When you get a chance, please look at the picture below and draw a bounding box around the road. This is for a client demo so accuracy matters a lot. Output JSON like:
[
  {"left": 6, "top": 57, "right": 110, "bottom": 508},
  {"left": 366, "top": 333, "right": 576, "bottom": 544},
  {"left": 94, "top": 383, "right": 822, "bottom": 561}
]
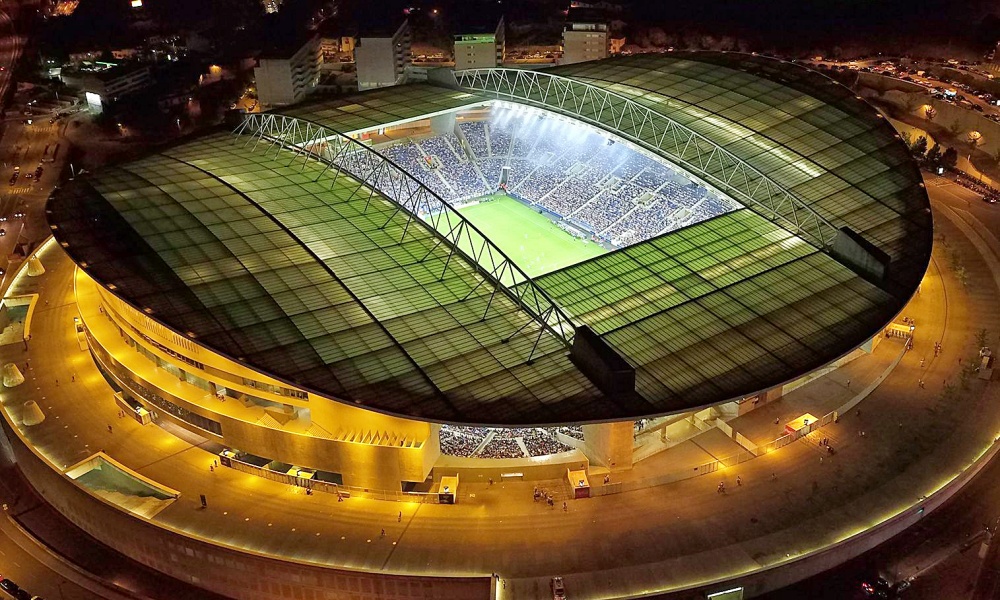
[
  {"left": 0, "top": 5, "right": 132, "bottom": 599},
  {"left": 0, "top": 512, "right": 109, "bottom": 600},
  {"left": 805, "top": 58, "right": 1000, "bottom": 119}
]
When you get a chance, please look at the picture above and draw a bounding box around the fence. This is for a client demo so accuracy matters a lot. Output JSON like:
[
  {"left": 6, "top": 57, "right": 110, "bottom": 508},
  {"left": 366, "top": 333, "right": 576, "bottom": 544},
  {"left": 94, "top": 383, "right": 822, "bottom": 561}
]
[
  {"left": 591, "top": 339, "right": 909, "bottom": 497},
  {"left": 226, "top": 458, "right": 441, "bottom": 504}
]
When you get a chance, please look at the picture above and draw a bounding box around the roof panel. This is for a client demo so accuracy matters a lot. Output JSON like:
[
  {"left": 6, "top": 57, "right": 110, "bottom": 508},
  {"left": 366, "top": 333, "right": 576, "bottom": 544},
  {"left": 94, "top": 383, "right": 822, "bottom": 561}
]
[{"left": 46, "top": 53, "right": 929, "bottom": 424}]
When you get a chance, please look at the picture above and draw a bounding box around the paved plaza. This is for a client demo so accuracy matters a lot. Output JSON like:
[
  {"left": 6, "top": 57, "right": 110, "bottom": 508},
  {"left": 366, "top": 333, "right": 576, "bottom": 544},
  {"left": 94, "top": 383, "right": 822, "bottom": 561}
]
[{"left": 4, "top": 190, "right": 1000, "bottom": 598}]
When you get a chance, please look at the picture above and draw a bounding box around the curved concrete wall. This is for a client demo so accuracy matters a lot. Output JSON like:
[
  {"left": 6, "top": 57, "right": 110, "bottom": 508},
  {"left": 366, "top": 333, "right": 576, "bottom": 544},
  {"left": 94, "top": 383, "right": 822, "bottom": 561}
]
[
  {"left": 0, "top": 412, "right": 489, "bottom": 600},
  {"left": 77, "top": 267, "right": 440, "bottom": 490}
]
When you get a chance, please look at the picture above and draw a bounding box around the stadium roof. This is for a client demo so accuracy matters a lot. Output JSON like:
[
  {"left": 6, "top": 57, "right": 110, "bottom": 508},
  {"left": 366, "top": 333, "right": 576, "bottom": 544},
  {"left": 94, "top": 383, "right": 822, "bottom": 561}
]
[
  {"left": 537, "top": 53, "right": 931, "bottom": 298},
  {"left": 46, "top": 53, "right": 931, "bottom": 425},
  {"left": 280, "top": 84, "right": 486, "bottom": 133}
]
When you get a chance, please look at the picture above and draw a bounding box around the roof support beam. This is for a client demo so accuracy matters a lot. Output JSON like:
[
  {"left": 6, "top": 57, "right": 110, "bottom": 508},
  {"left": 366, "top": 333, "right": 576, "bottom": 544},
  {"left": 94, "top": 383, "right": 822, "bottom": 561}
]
[
  {"left": 449, "top": 68, "right": 842, "bottom": 251},
  {"left": 234, "top": 112, "right": 577, "bottom": 353}
]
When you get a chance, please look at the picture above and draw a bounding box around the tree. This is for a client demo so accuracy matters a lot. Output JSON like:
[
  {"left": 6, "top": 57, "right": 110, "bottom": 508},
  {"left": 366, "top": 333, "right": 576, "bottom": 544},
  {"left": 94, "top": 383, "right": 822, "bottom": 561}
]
[
  {"left": 924, "top": 106, "right": 937, "bottom": 121},
  {"left": 900, "top": 130, "right": 912, "bottom": 148},
  {"left": 941, "top": 147, "right": 959, "bottom": 170},
  {"left": 911, "top": 136, "right": 928, "bottom": 158},
  {"left": 648, "top": 28, "right": 668, "bottom": 48},
  {"left": 926, "top": 143, "right": 942, "bottom": 165}
]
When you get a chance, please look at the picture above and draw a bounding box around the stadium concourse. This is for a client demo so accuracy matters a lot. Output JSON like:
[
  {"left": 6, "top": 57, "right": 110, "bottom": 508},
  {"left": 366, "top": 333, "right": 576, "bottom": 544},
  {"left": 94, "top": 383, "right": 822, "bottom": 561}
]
[{"left": 18, "top": 52, "right": 965, "bottom": 599}]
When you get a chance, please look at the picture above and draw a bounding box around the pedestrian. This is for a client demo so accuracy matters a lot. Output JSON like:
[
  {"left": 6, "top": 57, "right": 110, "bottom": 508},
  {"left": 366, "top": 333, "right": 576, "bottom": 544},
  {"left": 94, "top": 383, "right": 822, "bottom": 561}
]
[
  {"left": 717, "top": 481, "right": 725, "bottom": 494},
  {"left": 737, "top": 475, "right": 742, "bottom": 486},
  {"left": 71, "top": 374, "right": 75, "bottom": 382},
  {"left": 398, "top": 511, "right": 402, "bottom": 522},
  {"left": 214, "top": 459, "right": 218, "bottom": 468},
  {"left": 107, "top": 424, "right": 112, "bottom": 434},
  {"left": 562, "top": 501, "right": 567, "bottom": 512},
  {"left": 210, "top": 465, "right": 214, "bottom": 473},
  {"left": 919, "top": 380, "right": 925, "bottom": 389},
  {"left": 774, "top": 417, "right": 780, "bottom": 425},
  {"left": 55, "top": 379, "right": 59, "bottom": 387},
  {"left": 770, "top": 473, "right": 776, "bottom": 482},
  {"left": 846, "top": 379, "right": 851, "bottom": 389},
  {"left": 380, "top": 528, "right": 385, "bottom": 537},
  {"left": 820, "top": 456, "right": 824, "bottom": 465},
  {"left": 856, "top": 409, "right": 861, "bottom": 418},
  {"left": 488, "top": 478, "right": 493, "bottom": 486},
  {"left": 920, "top": 358, "right": 925, "bottom": 368}
]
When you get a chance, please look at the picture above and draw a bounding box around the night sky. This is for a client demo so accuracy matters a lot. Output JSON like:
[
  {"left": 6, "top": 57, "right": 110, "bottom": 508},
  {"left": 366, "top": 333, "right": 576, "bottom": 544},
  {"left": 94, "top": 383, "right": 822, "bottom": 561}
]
[{"left": 632, "top": 0, "right": 999, "bottom": 52}]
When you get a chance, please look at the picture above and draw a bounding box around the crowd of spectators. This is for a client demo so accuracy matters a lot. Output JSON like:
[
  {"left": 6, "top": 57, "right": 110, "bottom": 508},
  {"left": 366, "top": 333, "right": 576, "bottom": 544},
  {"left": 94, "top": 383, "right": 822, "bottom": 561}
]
[
  {"left": 363, "top": 106, "right": 737, "bottom": 248},
  {"left": 557, "top": 425, "right": 584, "bottom": 440},
  {"left": 438, "top": 424, "right": 574, "bottom": 458},
  {"left": 438, "top": 425, "right": 487, "bottom": 457},
  {"left": 479, "top": 436, "right": 525, "bottom": 459}
]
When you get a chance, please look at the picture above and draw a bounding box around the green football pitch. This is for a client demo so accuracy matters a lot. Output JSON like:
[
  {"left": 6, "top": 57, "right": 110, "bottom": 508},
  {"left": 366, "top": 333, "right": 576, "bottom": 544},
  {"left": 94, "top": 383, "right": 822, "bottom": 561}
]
[{"left": 448, "top": 193, "right": 607, "bottom": 278}]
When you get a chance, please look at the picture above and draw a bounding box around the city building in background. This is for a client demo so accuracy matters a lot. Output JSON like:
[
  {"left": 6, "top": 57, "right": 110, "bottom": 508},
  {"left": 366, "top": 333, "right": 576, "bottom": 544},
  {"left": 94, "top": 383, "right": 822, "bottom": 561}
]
[
  {"left": 254, "top": 35, "right": 321, "bottom": 107},
  {"left": 59, "top": 62, "right": 153, "bottom": 113},
  {"left": 354, "top": 13, "right": 411, "bottom": 90},
  {"left": 561, "top": 6, "right": 610, "bottom": 65},
  {"left": 452, "top": 12, "right": 504, "bottom": 70}
]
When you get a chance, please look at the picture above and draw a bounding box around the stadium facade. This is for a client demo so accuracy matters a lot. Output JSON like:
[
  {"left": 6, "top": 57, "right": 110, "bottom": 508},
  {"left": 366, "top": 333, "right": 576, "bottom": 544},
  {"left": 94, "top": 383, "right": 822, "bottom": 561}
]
[{"left": 40, "top": 52, "right": 931, "bottom": 589}]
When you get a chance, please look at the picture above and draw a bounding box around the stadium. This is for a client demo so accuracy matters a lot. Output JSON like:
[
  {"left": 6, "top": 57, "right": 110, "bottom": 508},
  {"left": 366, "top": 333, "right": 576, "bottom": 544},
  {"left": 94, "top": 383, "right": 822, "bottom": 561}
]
[{"left": 34, "top": 52, "right": 932, "bottom": 598}]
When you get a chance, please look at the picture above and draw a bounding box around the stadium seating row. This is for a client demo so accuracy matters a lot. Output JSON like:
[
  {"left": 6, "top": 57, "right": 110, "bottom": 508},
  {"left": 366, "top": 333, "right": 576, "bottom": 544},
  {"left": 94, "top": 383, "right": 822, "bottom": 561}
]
[{"left": 357, "top": 106, "right": 738, "bottom": 250}]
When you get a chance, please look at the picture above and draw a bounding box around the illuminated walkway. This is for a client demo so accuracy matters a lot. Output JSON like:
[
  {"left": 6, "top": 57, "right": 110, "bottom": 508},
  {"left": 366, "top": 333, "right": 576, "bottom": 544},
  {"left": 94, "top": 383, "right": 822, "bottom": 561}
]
[{"left": 5, "top": 203, "right": 999, "bottom": 599}]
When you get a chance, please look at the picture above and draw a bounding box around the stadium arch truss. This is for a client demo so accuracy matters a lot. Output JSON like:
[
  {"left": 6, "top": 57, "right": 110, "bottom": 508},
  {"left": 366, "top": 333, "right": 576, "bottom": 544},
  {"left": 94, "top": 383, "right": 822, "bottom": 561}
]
[
  {"left": 232, "top": 112, "right": 577, "bottom": 361},
  {"left": 453, "top": 67, "right": 841, "bottom": 251},
  {"left": 47, "top": 53, "right": 933, "bottom": 426}
]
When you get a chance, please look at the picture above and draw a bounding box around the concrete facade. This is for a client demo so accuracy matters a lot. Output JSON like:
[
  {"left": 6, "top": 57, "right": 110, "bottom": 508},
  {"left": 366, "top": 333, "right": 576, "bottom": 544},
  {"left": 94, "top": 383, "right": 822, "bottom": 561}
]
[
  {"left": 78, "top": 269, "right": 440, "bottom": 491},
  {"left": 0, "top": 413, "right": 490, "bottom": 600},
  {"left": 254, "top": 36, "right": 321, "bottom": 107},
  {"left": 355, "top": 21, "right": 411, "bottom": 90},
  {"left": 561, "top": 21, "right": 609, "bottom": 65},
  {"left": 453, "top": 18, "right": 504, "bottom": 71}
]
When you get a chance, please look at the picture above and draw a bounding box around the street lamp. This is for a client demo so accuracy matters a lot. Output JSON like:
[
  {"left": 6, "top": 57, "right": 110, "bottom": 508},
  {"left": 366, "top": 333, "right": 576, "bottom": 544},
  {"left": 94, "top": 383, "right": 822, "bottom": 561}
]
[{"left": 967, "top": 131, "right": 984, "bottom": 182}]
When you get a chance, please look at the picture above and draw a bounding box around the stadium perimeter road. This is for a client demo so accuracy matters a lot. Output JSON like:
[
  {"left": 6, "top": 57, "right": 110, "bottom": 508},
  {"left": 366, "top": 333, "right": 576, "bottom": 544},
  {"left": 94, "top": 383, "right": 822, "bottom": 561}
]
[{"left": 3, "top": 199, "right": 999, "bottom": 599}]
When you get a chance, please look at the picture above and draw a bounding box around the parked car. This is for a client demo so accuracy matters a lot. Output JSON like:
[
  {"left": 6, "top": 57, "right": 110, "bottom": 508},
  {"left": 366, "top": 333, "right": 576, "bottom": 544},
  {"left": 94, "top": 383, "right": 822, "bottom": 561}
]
[
  {"left": 551, "top": 576, "right": 566, "bottom": 600},
  {"left": 0, "top": 576, "right": 20, "bottom": 596}
]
